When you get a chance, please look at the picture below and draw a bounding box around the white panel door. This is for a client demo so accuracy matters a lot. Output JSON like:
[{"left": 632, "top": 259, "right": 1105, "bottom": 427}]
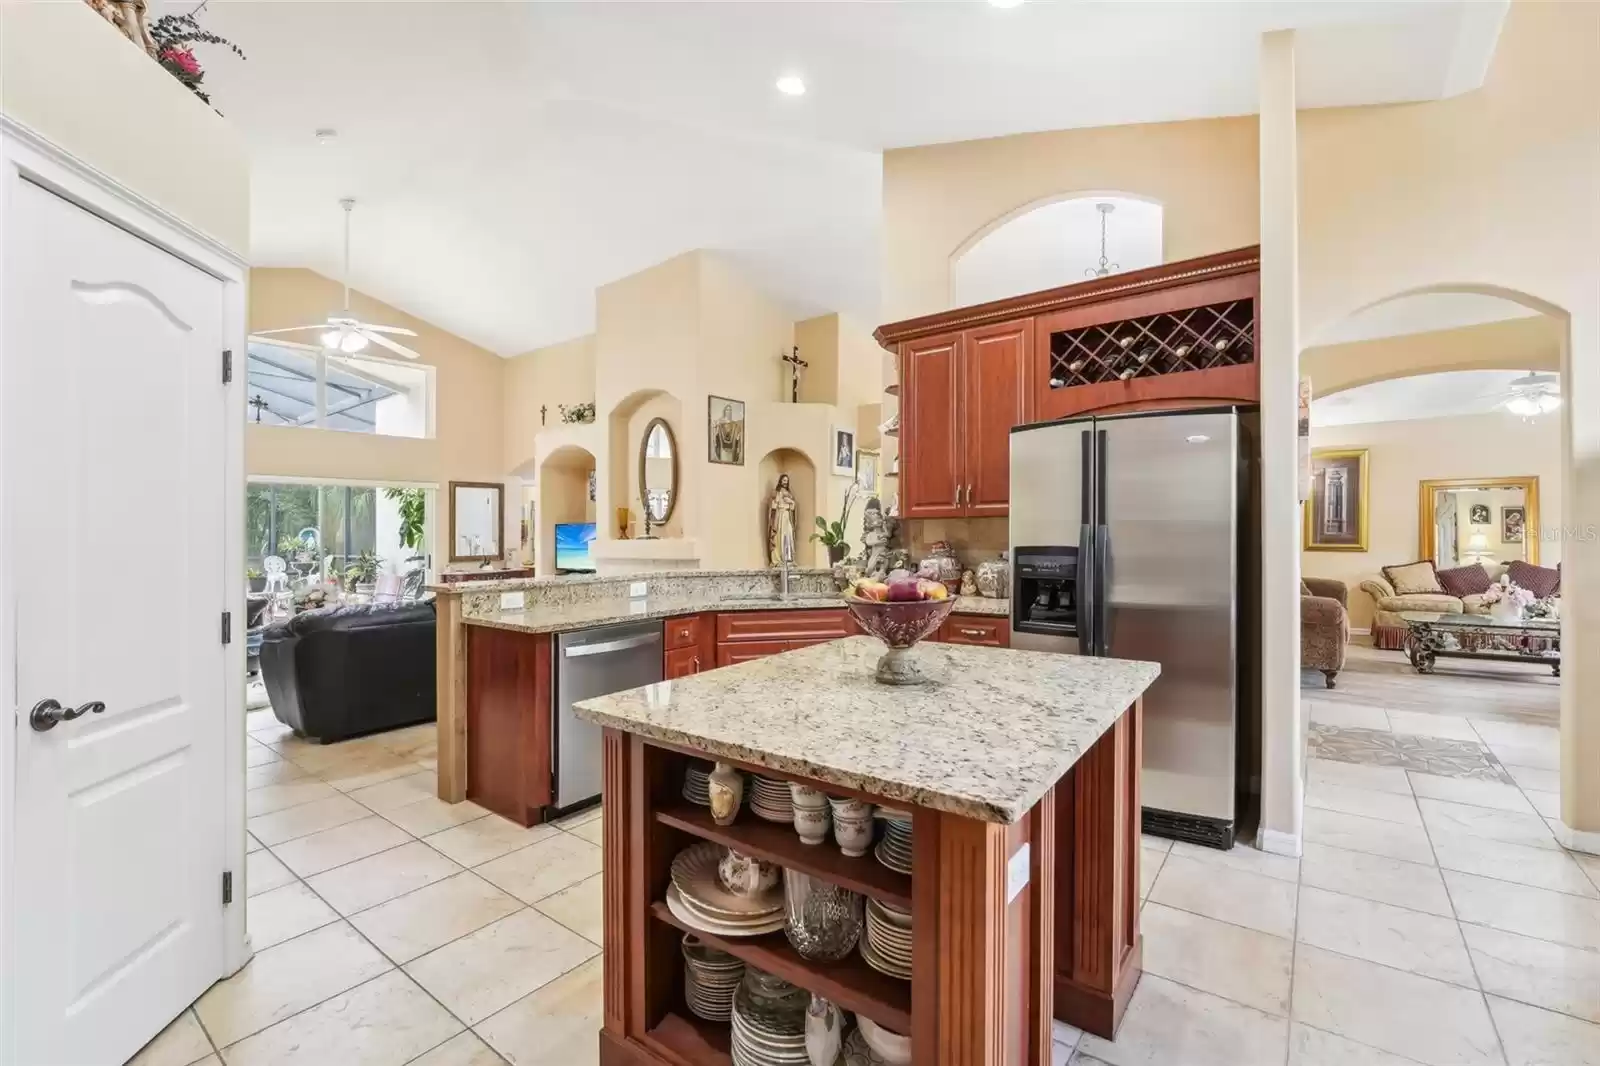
[{"left": 9, "top": 179, "right": 228, "bottom": 1065}]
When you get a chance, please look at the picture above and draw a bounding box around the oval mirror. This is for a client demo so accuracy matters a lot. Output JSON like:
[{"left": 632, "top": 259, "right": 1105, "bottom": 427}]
[{"left": 639, "top": 417, "right": 678, "bottom": 526}]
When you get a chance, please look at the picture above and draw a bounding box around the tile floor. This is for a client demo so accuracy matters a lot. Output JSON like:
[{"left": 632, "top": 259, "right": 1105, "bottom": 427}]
[{"left": 129, "top": 645, "right": 1598, "bottom": 1066}]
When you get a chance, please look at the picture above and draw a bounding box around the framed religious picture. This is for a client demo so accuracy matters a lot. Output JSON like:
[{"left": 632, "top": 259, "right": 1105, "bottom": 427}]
[
  {"left": 856, "top": 449, "right": 879, "bottom": 493},
  {"left": 1303, "top": 448, "right": 1370, "bottom": 552},
  {"left": 1469, "top": 503, "right": 1492, "bottom": 526},
  {"left": 832, "top": 426, "right": 855, "bottom": 476},
  {"left": 1502, "top": 505, "right": 1526, "bottom": 544},
  {"left": 707, "top": 396, "right": 745, "bottom": 465}
]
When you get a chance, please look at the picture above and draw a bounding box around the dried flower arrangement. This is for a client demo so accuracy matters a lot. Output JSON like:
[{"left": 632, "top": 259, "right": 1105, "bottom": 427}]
[{"left": 147, "top": 1, "right": 245, "bottom": 107}]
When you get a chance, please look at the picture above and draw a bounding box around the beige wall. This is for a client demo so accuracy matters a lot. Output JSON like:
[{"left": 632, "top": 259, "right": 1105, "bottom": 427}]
[
  {"left": 0, "top": 3, "right": 250, "bottom": 256},
  {"left": 504, "top": 335, "right": 596, "bottom": 475},
  {"left": 881, "top": 116, "right": 1259, "bottom": 321},
  {"left": 1303, "top": 316, "right": 1562, "bottom": 398},
  {"left": 1305, "top": 413, "right": 1562, "bottom": 631}
]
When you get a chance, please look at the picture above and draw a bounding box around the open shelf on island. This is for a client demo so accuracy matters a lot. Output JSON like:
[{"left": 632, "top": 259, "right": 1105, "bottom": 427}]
[
  {"left": 655, "top": 803, "right": 912, "bottom": 910},
  {"left": 650, "top": 901, "right": 913, "bottom": 1035},
  {"left": 645, "top": 1010, "right": 731, "bottom": 1066}
]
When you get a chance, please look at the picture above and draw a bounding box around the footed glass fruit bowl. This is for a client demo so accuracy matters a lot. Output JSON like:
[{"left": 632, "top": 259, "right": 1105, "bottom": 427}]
[{"left": 843, "top": 596, "right": 956, "bottom": 685}]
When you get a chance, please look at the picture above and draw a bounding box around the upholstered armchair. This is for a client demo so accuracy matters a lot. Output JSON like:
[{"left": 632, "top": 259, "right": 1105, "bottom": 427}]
[{"left": 1301, "top": 578, "right": 1350, "bottom": 689}]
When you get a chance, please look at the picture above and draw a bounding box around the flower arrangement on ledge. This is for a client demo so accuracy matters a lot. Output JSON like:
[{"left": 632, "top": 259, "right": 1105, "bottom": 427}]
[{"left": 149, "top": 2, "right": 245, "bottom": 106}]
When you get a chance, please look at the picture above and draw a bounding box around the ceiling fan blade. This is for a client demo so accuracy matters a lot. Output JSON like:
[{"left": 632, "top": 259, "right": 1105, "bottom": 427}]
[
  {"left": 363, "top": 330, "right": 421, "bottom": 360},
  {"left": 252, "top": 325, "right": 322, "bottom": 335},
  {"left": 358, "top": 324, "right": 419, "bottom": 337}
]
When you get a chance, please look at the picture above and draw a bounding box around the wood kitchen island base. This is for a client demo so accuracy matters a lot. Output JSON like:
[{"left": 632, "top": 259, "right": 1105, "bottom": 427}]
[{"left": 594, "top": 696, "right": 1144, "bottom": 1066}]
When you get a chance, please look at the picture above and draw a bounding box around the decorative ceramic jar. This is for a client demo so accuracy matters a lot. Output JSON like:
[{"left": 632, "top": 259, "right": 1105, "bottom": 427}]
[
  {"left": 918, "top": 540, "right": 963, "bottom": 595},
  {"left": 718, "top": 849, "right": 780, "bottom": 897},
  {"left": 708, "top": 762, "right": 744, "bottom": 826},
  {"left": 805, "top": 995, "right": 844, "bottom": 1066},
  {"left": 976, "top": 552, "right": 1011, "bottom": 599}
]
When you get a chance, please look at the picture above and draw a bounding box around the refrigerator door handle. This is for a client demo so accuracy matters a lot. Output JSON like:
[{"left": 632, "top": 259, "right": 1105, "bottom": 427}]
[
  {"left": 1095, "top": 524, "right": 1111, "bottom": 657},
  {"left": 1078, "top": 429, "right": 1095, "bottom": 648}
]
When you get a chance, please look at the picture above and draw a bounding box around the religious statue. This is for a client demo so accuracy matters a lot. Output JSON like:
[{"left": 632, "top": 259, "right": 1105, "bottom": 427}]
[
  {"left": 767, "top": 473, "right": 798, "bottom": 568},
  {"left": 857, "top": 496, "right": 891, "bottom": 580}
]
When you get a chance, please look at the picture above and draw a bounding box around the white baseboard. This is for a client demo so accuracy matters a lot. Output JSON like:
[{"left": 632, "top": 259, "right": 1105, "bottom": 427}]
[
  {"left": 1552, "top": 820, "right": 1600, "bottom": 857},
  {"left": 1349, "top": 626, "right": 1371, "bottom": 636},
  {"left": 1256, "top": 827, "right": 1303, "bottom": 857}
]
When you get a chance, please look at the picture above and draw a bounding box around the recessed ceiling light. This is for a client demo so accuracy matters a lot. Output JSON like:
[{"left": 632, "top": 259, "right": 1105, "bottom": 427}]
[
  {"left": 775, "top": 75, "right": 806, "bottom": 97},
  {"left": 989, "top": 0, "right": 1026, "bottom": 8},
  {"left": 315, "top": 128, "right": 338, "bottom": 144}
]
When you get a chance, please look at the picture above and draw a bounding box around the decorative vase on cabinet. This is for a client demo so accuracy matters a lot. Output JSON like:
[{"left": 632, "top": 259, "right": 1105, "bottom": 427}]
[{"left": 976, "top": 553, "right": 1010, "bottom": 599}]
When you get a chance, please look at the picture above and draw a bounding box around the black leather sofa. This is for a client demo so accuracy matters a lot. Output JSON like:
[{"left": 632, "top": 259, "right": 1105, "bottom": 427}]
[{"left": 260, "top": 600, "right": 437, "bottom": 743}]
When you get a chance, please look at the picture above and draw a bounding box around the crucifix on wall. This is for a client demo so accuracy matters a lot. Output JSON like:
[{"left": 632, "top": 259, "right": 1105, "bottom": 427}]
[
  {"left": 248, "top": 394, "right": 270, "bottom": 423},
  {"left": 540, "top": 404, "right": 547, "bottom": 426},
  {"left": 782, "top": 346, "right": 808, "bottom": 403}
]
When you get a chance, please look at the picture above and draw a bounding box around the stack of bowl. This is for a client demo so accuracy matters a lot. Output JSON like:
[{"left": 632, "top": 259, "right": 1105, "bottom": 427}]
[
  {"left": 788, "top": 784, "right": 831, "bottom": 845},
  {"left": 873, "top": 810, "right": 913, "bottom": 875},
  {"left": 828, "top": 796, "right": 874, "bottom": 857},
  {"left": 861, "top": 897, "right": 913, "bottom": 980},
  {"left": 681, "top": 934, "right": 744, "bottom": 1022},
  {"left": 857, "top": 1018, "right": 913, "bottom": 1065}
]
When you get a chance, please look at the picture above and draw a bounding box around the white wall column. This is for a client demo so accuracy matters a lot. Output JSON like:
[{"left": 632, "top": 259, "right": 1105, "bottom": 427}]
[
  {"left": 1257, "top": 29, "right": 1304, "bottom": 856},
  {"left": 1559, "top": 311, "right": 1600, "bottom": 849}
]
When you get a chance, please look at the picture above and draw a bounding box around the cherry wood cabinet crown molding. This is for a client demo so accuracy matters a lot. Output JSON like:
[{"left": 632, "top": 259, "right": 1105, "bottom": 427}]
[{"left": 874, "top": 245, "right": 1261, "bottom": 349}]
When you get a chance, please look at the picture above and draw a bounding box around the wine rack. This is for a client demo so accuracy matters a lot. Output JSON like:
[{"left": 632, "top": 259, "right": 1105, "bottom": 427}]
[{"left": 1047, "top": 299, "right": 1256, "bottom": 390}]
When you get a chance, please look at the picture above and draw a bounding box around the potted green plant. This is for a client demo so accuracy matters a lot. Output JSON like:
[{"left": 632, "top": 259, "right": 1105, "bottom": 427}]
[
  {"left": 246, "top": 566, "right": 266, "bottom": 593},
  {"left": 343, "top": 550, "right": 382, "bottom": 594},
  {"left": 810, "top": 485, "right": 860, "bottom": 565}
]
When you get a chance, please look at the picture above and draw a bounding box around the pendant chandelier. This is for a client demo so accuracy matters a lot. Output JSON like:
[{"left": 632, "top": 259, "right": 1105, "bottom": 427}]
[{"left": 1085, "top": 202, "right": 1120, "bottom": 279}]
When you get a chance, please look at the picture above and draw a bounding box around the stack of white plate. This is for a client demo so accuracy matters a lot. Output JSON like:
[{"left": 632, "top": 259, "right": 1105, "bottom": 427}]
[
  {"left": 861, "top": 897, "right": 912, "bottom": 980},
  {"left": 667, "top": 843, "right": 785, "bottom": 937},
  {"left": 681, "top": 934, "right": 743, "bottom": 1023},
  {"left": 682, "top": 762, "right": 712, "bottom": 807},
  {"left": 730, "top": 973, "right": 809, "bottom": 1066},
  {"left": 873, "top": 813, "right": 913, "bottom": 875},
  {"left": 750, "top": 776, "right": 794, "bottom": 823}
]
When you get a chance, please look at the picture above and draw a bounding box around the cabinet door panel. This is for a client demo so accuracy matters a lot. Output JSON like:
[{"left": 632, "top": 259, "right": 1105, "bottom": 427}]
[
  {"left": 942, "top": 615, "right": 1011, "bottom": 648},
  {"left": 714, "top": 640, "right": 790, "bottom": 667},
  {"left": 962, "top": 320, "right": 1031, "bottom": 516},
  {"left": 664, "top": 645, "right": 704, "bottom": 679},
  {"left": 715, "top": 609, "right": 852, "bottom": 644},
  {"left": 899, "top": 332, "right": 964, "bottom": 519}
]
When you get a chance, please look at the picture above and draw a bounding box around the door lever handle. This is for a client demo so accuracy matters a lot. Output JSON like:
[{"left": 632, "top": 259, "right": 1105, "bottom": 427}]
[{"left": 30, "top": 698, "right": 107, "bottom": 732}]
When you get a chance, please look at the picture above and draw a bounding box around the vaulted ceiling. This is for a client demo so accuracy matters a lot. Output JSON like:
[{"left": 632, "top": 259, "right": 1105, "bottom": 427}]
[{"left": 203, "top": 1, "right": 1507, "bottom": 355}]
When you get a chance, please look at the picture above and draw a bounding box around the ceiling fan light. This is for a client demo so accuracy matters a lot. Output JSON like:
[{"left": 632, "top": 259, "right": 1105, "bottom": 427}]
[
  {"left": 339, "top": 331, "right": 368, "bottom": 353},
  {"left": 1505, "top": 394, "right": 1540, "bottom": 417},
  {"left": 320, "top": 328, "right": 343, "bottom": 350},
  {"left": 1537, "top": 392, "right": 1561, "bottom": 414}
]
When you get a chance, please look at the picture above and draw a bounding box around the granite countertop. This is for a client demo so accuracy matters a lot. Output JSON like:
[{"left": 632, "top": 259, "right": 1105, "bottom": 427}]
[
  {"left": 572, "top": 636, "right": 1159, "bottom": 824},
  {"left": 463, "top": 593, "right": 1009, "bottom": 635}
]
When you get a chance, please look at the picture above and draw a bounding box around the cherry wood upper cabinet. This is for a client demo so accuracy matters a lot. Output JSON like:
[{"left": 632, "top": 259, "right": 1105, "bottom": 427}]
[
  {"left": 878, "top": 246, "right": 1261, "bottom": 516},
  {"left": 898, "top": 331, "right": 964, "bottom": 519},
  {"left": 963, "top": 320, "right": 1032, "bottom": 516}
]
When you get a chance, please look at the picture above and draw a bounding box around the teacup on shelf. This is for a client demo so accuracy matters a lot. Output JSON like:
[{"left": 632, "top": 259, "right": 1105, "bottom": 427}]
[
  {"left": 718, "top": 848, "right": 780, "bottom": 897},
  {"left": 793, "top": 803, "right": 831, "bottom": 846},
  {"left": 833, "top": 813, "right": 873, "bottom": 857},
  {"left": 790, "top": 782, "right": 827, "bottom": 809},
  {"left": 827, "top": 796, "right": 871, "bottom": 821}
]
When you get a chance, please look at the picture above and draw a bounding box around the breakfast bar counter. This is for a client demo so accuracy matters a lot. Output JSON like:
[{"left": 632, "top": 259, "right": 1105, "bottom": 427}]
[{"left": 574, "top": 636, "right": 1159, "bottom": 1065}]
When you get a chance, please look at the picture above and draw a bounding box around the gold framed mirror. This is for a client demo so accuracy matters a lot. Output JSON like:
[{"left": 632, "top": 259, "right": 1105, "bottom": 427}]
[
  {"left": 1417, "top": 476, "right": 1540, "bottom": 567},
  {"left": 638, "top": 417, "right": 678, "bottom": 527}
]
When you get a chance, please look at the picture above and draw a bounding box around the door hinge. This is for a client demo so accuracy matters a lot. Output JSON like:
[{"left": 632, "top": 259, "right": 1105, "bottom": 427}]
[
  {"left": 221, "top": 611, "right": 232, "bottom": 645},
  {"left": 222, "top": 870, "right": 233, "bottom": 905},
  {"left": 222, "top": 348, "right": 233, "bottom": 384}
]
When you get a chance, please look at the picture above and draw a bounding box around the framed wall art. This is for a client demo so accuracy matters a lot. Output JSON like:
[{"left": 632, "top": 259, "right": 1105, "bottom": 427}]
[{"left": 1303, "top": 448, "right": 1370, "bottom": 552}]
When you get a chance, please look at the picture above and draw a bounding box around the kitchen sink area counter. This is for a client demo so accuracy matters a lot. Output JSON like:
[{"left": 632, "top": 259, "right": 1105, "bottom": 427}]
[{"left": 577, "top": 636, "right": 1157, "bottom": 1065}]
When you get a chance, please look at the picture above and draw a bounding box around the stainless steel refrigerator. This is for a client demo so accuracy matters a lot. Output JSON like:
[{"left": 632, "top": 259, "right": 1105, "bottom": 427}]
[{"left": 1009, "top": 406, "right": 1258, "bottom": 849}]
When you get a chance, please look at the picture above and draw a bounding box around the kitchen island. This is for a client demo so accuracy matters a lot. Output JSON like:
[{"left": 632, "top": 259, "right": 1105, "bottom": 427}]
[{"left": 574, "top": 636, "right": 1158, "bottom": 1065}]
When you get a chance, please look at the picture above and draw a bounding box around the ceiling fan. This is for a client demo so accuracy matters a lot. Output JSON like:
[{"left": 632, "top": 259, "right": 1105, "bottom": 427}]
[
  {"left": 1500, "top": 371, "right": 1561, "bottom": 418},
  {"left": 254, "top": 198, "right": 421, "bottom": 359}
]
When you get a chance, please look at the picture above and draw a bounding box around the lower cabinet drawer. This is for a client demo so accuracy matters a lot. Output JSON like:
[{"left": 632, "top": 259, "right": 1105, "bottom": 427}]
[
  {"left": 664, "top": 645, "right": 704, "bottom": 679},
  {"left": 716, "top": 609, "right": 851, "bottom": 644},
  {"left": 942, "top": 616, "right": 1010, "bottom": 647},
  {"left": 664, "top": 614, "right": 703, "bottom": 651},
  {"left": 715, "top": 640, "right": 791, "bottom": 668}
]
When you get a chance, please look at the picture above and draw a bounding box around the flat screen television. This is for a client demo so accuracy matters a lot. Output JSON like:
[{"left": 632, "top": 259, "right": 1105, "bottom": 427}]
[{"left": 554, "top": 522, "right": 597, "bottom": 573}]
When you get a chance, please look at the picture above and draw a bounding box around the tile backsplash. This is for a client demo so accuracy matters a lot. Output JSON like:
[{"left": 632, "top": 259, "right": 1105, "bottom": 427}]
[{"left": 901, "top": 517, "right": 1008, "bottom": 566}]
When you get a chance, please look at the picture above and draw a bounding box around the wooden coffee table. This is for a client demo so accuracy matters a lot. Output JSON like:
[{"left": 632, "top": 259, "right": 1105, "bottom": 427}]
[{"left": 1400, "top": 612, "right": 1561, "bottom": 677}]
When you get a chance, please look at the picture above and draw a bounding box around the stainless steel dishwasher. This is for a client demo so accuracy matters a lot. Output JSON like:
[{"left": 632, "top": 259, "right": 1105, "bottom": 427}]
[{"left": 553, "top": 620, "right": 663, "bottom": 814}]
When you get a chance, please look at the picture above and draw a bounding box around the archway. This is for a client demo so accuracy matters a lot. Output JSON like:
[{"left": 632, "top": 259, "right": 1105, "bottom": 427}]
[
  {"left": 950, "top": 192, "right": 1163, "bottom": 307},
  {"left": 608, "top": 388, "right": 684, "bottom": 539},
  {"left": 536, "top": 443, "right": 597, "bottom": 576},
  {"left": 756, "top": 448, "right": 818, "bottom": 568}
]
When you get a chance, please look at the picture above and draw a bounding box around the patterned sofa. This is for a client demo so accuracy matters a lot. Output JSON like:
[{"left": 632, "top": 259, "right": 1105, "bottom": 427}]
[
  {"left": 1360, "top": 559, "right": 1561, "bottom": 650},
  {"left": 1301, "top": 578, "right": 1350, "bottom": 688}
]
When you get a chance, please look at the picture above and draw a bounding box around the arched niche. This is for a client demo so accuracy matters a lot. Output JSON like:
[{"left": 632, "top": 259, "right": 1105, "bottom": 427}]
[
  {"left": 951, "top": 193, "right": 1164, "bottom": 307},
  {"left": 756, "top": 448, "right": 818, "bottom": 568},
  {"left": 536, "top": 443, "right": 597, "bottom": 576},
  {"left": 608, "top": 388, "right": 684, "bottom": 539}
]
